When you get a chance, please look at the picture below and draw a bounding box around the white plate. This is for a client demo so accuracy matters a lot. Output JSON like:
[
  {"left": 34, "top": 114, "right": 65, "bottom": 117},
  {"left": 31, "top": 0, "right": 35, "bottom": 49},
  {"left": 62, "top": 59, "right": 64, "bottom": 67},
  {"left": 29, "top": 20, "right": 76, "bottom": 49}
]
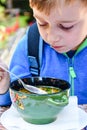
[{"left": 0, "top": 97, "right": 87, "bottom": 130}]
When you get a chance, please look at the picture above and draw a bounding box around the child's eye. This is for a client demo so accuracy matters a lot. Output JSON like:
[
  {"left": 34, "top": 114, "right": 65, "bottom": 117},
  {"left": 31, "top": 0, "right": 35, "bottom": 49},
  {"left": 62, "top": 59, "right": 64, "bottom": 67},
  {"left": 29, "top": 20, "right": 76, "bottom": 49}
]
[
  {"left": 59, "top": 24, "right": 74, "bottom": 30},
  {"left": 38, "top": 23, "right": 47, "bottom": 27},
  {"left": 39, "top": 24, "right": 45, "bottom": 26}
]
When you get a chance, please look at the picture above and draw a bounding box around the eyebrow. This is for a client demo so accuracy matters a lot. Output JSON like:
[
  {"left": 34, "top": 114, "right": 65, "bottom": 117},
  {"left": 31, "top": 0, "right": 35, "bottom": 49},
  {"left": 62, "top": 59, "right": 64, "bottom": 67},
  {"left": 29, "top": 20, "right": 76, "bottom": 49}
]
[
  {"left": 34, "top": 14, "right": 44, "bottom": 21},
  {"left": 34, "top": 14, "right": 77, "bottom": 23}
]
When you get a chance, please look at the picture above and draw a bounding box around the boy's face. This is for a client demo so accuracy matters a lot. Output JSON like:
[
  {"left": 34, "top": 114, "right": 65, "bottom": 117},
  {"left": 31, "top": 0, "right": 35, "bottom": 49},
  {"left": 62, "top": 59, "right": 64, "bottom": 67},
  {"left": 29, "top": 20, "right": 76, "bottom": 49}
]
[{"left": 33, "top": 1, "right": 87, "bottom": 53}]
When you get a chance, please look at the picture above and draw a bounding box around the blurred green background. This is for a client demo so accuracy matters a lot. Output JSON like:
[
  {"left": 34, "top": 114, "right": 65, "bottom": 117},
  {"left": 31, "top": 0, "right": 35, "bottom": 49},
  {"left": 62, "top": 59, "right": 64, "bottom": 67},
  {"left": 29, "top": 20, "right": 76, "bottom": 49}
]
[{"left": 0, "top": 0, "right": 34, "bottom": 49}]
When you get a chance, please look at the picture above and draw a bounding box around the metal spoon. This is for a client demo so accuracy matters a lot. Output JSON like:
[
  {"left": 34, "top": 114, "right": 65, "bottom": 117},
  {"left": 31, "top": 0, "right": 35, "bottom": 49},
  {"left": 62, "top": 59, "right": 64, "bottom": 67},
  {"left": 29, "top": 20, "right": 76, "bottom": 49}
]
[{"left": 0, "top": 65, "right": 47, "bottom": 94}]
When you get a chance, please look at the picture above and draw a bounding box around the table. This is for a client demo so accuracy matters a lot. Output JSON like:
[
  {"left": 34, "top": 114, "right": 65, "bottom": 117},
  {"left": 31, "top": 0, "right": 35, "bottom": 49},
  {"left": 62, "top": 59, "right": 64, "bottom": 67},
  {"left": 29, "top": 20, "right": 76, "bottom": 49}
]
[
  {"left": 0, "top": 106, "right": 10, "bottom": 130},
  {"left": 0, "top": 105, "right": 87, "bottom": 130}
]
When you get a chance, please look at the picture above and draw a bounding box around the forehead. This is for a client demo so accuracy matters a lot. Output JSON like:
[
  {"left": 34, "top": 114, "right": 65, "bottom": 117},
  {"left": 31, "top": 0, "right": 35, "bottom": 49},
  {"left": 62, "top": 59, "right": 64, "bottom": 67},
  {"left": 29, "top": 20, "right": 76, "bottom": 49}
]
[
  {"left": 33, "top": 1, "right": 86, "bottom": 21},
  {"left": 30, "top": 0, "right": 87, "bottom": 15}
]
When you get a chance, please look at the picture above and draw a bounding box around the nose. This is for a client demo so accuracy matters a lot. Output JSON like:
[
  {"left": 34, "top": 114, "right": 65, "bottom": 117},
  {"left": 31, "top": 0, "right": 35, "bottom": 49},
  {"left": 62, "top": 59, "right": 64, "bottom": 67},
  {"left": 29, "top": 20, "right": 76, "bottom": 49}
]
[{"left": 46, "top": 26, "right": 61, "bottom": 45}]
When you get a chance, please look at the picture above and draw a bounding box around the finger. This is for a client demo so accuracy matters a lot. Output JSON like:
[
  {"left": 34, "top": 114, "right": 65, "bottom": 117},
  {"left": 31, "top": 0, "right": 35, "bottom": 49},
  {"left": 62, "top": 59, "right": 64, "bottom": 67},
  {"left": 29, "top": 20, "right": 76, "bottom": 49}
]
[
  {"left": 0, "top": 68, "right": 4, "bottom": 72},
  {"left": 0, "top": 76, "right": 2, "bottom": 81}
]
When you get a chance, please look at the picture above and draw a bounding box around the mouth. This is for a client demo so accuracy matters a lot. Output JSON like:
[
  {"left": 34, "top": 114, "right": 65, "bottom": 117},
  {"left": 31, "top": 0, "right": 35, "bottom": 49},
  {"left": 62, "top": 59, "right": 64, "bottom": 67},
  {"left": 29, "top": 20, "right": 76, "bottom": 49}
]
[
  {"left": 50, "top": 45, "right": 66, "bottom": 53},
  {"left": 51, "top": 45, "right": 63, "bottom": 50}
]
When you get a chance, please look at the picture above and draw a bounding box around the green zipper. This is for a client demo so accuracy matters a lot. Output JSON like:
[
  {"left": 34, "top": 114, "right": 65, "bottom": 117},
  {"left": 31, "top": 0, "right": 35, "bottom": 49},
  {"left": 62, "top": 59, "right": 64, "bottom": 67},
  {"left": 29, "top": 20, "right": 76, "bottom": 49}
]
[
  {"left": 69, "top": 67, "right": 76, "bottom": 78},
  {"left": 69, "top": 66, "right": 76, "bottom": 96},
  {"left": 63, "top": 38, "right": 87, "bottom": 96}
]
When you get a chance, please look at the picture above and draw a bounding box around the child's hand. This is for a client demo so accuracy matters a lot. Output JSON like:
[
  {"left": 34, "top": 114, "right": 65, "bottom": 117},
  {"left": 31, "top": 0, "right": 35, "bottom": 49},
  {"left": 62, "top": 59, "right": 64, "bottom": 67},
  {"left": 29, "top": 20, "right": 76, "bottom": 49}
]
[{"left": 0, "top": 59, "right": 10, "bottom": 94}]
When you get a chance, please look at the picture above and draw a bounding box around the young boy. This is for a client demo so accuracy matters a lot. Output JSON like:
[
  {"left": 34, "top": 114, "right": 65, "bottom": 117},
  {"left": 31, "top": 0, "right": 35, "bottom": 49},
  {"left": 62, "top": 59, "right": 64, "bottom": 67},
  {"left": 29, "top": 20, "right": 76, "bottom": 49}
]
[
  {"left": 0, "top": 59, "right": 11, "bottom": 106},
  {"left": 1, "top": 0, "right": 87, "bottom": 105}
]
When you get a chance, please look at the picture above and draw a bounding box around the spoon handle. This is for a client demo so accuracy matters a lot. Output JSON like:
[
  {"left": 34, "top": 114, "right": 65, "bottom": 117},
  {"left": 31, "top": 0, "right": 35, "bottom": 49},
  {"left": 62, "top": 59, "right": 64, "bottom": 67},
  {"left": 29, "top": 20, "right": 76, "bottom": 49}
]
[
  {"left": 0, "top": 65, "right": 25, "bottom": 87},
  {"left": 0, "top": 65, "right": 47, "bottom": 94}
]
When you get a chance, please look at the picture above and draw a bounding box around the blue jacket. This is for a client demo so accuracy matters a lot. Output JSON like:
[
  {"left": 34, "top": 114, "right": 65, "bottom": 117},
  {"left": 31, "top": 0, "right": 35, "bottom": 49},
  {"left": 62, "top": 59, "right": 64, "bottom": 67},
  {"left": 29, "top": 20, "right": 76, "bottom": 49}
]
[{"left": 0, "top": 29, "right": 87, "bottom": 105}]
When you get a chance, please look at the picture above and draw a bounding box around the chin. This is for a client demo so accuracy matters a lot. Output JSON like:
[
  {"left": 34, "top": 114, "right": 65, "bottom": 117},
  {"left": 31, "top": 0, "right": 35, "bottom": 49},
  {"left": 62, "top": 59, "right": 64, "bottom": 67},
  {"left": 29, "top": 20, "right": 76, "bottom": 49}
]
[{"left": 55, "top": 49, "right": 67, "bottom": 53}]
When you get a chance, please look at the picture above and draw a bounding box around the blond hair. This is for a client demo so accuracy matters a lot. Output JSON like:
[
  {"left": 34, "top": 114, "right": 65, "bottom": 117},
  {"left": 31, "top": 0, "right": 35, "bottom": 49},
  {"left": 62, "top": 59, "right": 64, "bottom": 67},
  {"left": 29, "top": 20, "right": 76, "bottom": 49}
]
[{"left": 29, "top": 0, "right": 87, "bottom": 14}]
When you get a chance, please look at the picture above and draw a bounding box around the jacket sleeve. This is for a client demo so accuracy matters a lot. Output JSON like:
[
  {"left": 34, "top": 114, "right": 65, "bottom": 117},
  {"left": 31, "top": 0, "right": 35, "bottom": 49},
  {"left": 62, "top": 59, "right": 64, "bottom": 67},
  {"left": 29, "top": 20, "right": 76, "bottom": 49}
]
[
  {"left": 0, "top": 28, "right": 31, "bottom": 106},
  {"left": 9, "top": 27, "right": 31, "bottom": 82},
  {"left": 0, "top": 90, "right": 11, "bottom": 106}
]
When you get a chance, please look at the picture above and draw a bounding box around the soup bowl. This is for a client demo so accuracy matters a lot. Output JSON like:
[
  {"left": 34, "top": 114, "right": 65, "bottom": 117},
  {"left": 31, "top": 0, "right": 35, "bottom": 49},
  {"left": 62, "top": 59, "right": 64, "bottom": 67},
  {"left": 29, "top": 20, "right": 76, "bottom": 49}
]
[{"left": 10, "top": 77, "right": 70, "bottom": 124}]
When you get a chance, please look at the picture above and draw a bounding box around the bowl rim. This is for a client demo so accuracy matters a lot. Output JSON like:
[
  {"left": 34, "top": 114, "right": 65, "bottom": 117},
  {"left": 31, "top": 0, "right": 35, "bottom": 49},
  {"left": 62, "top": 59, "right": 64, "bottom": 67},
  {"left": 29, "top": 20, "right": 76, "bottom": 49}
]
[{"left": 10, "top": 77, "right": 70, "bottom": 96}]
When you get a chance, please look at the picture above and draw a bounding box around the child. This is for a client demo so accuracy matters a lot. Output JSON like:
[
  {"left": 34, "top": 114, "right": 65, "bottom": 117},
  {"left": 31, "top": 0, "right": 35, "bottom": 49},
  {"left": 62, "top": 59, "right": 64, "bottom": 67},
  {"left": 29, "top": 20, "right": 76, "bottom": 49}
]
[
  {"left": 1, "top": 0, "right": 87, "bottom": 105},
  {"left": 0, "top": 59, "right": 11, "bottom": 106}
]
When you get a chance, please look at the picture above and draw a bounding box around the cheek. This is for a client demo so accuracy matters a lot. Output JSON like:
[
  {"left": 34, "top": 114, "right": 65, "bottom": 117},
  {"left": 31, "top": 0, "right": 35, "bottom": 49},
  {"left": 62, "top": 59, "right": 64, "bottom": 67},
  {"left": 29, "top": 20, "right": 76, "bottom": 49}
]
[
  {"left": 62, "top": 31, "right": 80, "bottom": 48},
  {"left": 65, "top": 33, "right": 83, "bottom": 49},
  {"left": 71, "top": 22, "right": 87, "bottom": 41},
  {"left": 38, "top": 28, "right": 48, "bottom": 42}
]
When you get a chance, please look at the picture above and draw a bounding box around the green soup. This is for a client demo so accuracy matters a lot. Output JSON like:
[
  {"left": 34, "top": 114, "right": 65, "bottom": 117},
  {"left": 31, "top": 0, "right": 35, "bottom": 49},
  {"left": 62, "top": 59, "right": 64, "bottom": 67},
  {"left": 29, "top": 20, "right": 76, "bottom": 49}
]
[{"left": 19, "top": 86, "right": 61, "bottom": 94}]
